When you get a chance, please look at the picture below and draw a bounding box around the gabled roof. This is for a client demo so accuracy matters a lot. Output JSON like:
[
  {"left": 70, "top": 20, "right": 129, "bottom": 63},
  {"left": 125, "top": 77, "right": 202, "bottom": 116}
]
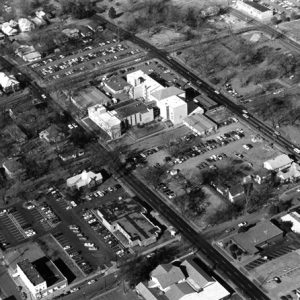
[
  {"left": 136, "top": 282, "right": 158, "bottom": 300},
  {"left": 151, "top": 86, "right": 184, "bottom": 101},
  {"left": 151, "top": 264, "right": 185, "bottom": 289},
  {"left": 181, "top": 258, "right": 213, "bottom": 289},
  {"left": 165, "top": 282, "right": 194, "bottom": 300}
]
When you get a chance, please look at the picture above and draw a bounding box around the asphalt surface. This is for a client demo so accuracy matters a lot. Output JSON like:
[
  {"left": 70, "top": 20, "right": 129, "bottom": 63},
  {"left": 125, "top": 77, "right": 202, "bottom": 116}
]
[
  {"left": 1, "top": 13, "right": 296, "bottom": 299},
  {"left": 95, "top": 14, "right": 300, "bottom": 161}
]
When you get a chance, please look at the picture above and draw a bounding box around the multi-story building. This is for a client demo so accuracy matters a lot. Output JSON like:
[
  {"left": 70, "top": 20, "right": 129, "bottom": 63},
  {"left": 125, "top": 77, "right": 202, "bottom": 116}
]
[
  {"left": 127, "top": 70, "right": 164, "bottom": 101},
  {"left": 16, "top": 258, "right": 67, "bottom": 299},
  {"left": 88, "top": 104, "right": 122, "bottom": 139}
]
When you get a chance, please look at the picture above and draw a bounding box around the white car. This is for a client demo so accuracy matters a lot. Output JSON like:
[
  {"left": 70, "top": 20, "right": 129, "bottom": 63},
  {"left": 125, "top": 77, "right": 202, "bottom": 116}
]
[
  {"left": 294, "top": 148, "right": 300, "bottom": 154},
  {"left": 87, "top": 279, "right": 96, "bottom": 285},
  {"left": 41, "top": 94, "right": 47, "bottom": 99},
  {"left": 238, "top": 221, "right": 248, "bottom": 227}
]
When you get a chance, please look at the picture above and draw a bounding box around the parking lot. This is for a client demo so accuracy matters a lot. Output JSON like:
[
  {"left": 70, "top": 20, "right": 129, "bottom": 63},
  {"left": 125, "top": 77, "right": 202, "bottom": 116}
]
[{"left": 30, "top": 40, "right": 144, "bottom": 81}]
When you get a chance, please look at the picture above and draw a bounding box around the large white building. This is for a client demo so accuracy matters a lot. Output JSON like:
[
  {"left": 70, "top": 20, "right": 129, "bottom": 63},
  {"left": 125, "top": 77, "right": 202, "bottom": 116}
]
[
  {"left": 151, "top": 86, "right": 187, "bottom": 125},
  {"left": 234, "top": 0, "right": 273, "bottom": 22},
  {"left": 67, "top": 170, "right": 103, "bottom": 190},
  {"left": 127, "top": 70, "right": 164, "bottom": 101},
  {"left": 0, "top": 72, "right": 20, "bottom": 93},
  {"left": 88, "top": 104, "right": 122, "bottom": 139}
]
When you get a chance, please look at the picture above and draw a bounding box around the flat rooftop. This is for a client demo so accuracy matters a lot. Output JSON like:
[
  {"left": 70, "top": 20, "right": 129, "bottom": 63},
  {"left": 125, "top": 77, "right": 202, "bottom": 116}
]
[
  {"left": 254, "top": 250, "right": 300, "bottom": 299},
  {"left": 115, "top": 100, "right": 149, "bottom": 119},
  {"left": 18, "top": 259, "right": 45, "bottom": 286},
  {"left": 116, "top": 212, "right": 160, "bottom": 242},
  {"left": 244, "top": 0, "right": 270, "bottom": 12},
  {"left": 184, "top": 113, "right": 216, "bottom": 131},
  {"left": 72, "top": 86, "right": 110, "bottom": 109},
  {"left": 194, "top": 95, "right": 218, "bottom": 110}
]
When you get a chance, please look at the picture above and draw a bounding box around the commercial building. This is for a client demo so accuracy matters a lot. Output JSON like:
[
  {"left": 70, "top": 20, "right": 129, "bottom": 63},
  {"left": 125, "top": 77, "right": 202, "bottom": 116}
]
[
  {"left": 88, "top": 104, "right": 121, "bottom": 139},
  {"left": 103, "top": 77, "right": 131, "bottom": 94},
  {"left": 138, "top": 258, "right": 230, "bottom": 300},
  {"left": 127, "top": 70, "right": 164, "bottom": 101},
  {"left": 16, "top": 257, "right": 67, "bottom": 299},
  {"left": 70, "top": 86, "right": 111, "bottom": 110},
  {"left": 193, "top": 95, "right": 218, "bottom": 111},
  {"left": 232, "top": 220, "right": 283, "bottom": 254},
  {"left": 150, "top": 86, "right": 187, "bottom": 125},
  {"left": 97, "top": 209, "right": 160, "bottom": 248},
  {"left": 15, "top": 45, "right": 41, "bottom": 62},
  {"left": 114, "top": 99, "right": 154, "bottom": 127},
  {"left": 183, "top": 113, "right": 217, "bottom": 136},
  {"left": 95, "top": 198, "right": 160, "bottom": 248},
  {"left": 263, "top": 154, "right": 293, "bottom": 171},
  {"left": 0, "top": 72, "right": 20, "bottom": 93},
  {"left": 234, "top": 0, "right": 273, "bottom": 22},
  {"left": 67, "top": 170, "right": 102, "bottom": 190}
]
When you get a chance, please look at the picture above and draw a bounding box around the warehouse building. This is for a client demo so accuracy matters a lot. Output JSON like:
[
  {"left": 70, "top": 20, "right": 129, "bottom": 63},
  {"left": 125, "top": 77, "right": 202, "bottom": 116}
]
[
  {"left": 234, "top": 0, "right": 273, "bottom": 22},
  {"left": 183, "top": 113, "right": 217, "bottom": 136}
]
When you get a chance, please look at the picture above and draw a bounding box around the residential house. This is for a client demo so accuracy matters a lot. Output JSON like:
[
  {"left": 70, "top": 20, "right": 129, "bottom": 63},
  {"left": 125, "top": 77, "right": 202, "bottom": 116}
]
[
  {"left": 138, "top": 258, "right": 230, "bottom": 300},
  {"left": 2, "top": 158, "right": 24, "bottom": 179},
  {"left": 214, "top": 184, "right": 245, "bottom": 203},
  {"left": 277, "top": 162, "right": 300, "bottom": 183},
  {"left": 66, "top": 170, "right": 102, "bottom": 190},
  {"left": 39, "top": 125, "right": 65, "bottom": 144},
  {"left": 5, "top": 124, "right": 27, "bottom": 143},
  {"left": 0, "top": 72, "right": 20, "bottom": 93},
  {"left": 15, "top": 45, "right": 41, "bottom": 62}
]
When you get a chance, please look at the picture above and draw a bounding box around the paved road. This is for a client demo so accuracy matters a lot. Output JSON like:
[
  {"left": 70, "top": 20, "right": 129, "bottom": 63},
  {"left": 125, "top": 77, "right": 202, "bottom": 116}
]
[{"left": 95, "top": 14, "right": 300, "bottom": 161}]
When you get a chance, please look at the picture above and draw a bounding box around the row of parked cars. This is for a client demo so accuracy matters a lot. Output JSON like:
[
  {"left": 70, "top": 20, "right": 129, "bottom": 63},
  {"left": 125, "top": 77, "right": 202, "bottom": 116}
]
[
  {"left": 54, "top": 232, "right": 94, "bottom": 275},
  {"left": 68, "top": 224, "right": 98, "bottom": 251},
  {"left": 156, "top": 183, "right": 176, "bottom": 199},
  {"left": 82, "top": 209, "right": 125, "bottom": 258},
  {"left": 224, "top": 82, "right": 243, "bottom": 99},
  {"left": 85, "top": 183, "right": 122, "bottom": 201},
  {"left": 173, "top": 129, "right": 245, "bottom": 165}
]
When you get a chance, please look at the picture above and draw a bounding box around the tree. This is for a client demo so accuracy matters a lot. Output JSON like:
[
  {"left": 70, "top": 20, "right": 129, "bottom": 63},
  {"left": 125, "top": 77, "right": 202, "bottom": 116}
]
[
  {"left": 108, "top": 6, "right": 117, "bottom": 19},
  {"left": 278, "top": 220, "right": 293, "bottom": 234},
  {"left": 270, "top": 16, "right": 279, "bottom": 25},
  {"left": 143, "top": 165, "right": 168, "bottom": 187}
]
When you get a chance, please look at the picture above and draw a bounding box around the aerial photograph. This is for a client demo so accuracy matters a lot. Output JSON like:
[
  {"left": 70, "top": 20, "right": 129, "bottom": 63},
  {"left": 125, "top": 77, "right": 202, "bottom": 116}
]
[{"left": 0, "top": 0, "right": 300, "bottom": 299}]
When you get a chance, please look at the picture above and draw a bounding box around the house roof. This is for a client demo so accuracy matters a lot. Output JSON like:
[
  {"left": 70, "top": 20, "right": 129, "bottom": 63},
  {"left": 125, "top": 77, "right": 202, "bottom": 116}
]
[
  {"left": 3, "top": 159, "right": 22, "bottom": 173},
  {"left": 232, "top": 220, "right": 283, "bottom": 254},
  {"left": 105, "top": 77, "right": 130, "bottom": 93},
  {"left": 165, "top": 282, "right": 194, "bottom": 300},
  {"left": 151, "top": 86, "right": 185, "bottom": 101},
  {"left": 0, "top": 72, "right": 19, "bottom": 89},
  {"left": 278, "top": 162, "right": 300, "bottom": 181},
  {"left": 264, "top": 154, "right": 293, "bottom": 170},
  {"left": 181, "top": 258, "right": 213, "bottom": 289},
  {"left": 151, "top": 264, "right": 185, "bottom": 289},
  {"left": 136, "top": 282, "right": 158, "bottom": 300},
  {"left": 67, "top": 170, "right": 102, "bottom": 189}
]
